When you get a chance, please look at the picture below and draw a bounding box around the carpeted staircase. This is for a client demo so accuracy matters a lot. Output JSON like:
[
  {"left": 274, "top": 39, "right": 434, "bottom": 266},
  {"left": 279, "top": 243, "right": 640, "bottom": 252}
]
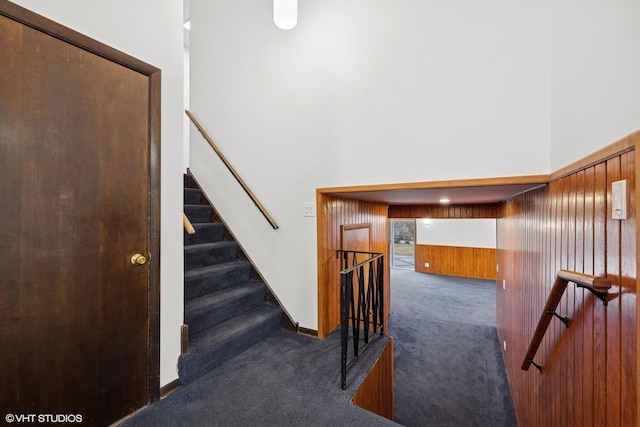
[{"left": 178, "top": 174, "right": 283, "bottom": 384}]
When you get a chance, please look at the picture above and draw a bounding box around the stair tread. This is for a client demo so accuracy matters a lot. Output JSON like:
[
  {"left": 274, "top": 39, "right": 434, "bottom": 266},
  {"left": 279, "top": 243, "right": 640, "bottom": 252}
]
[
  {"left": 181, "top": 174, "right": 282, "bottom": 384},
  {"left": 188, "top": 305, "right": 281, "bottom": 352},
  {"left": 184, "top": 204, "right": 213, "bottom": 223},
  {"left": 184, "top": 240, "right": 237, "bottom": 270},
  {"left": 184, "top": 261, "right": 252, "bottom": 300},
  {"left": 184, "top": 261, "right": 251, "bottom": 280},
  {"left": 184, "top": 241, "right": 236, "bottom": 251},
  {"left": 185, "top": 281, "right": 264, "bottom": 315},
  {"left": 191, "top": 222, "right": 223, "bottom": 228},
  {"left": 184, "top": 223, "right": 225, "bottom": 246},
  {"left": 185, "top": 282, "right": 266, "bottom": 334}
]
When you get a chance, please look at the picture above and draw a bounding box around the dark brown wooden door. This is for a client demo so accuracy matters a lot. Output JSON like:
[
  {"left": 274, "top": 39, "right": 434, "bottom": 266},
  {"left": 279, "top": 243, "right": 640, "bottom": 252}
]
[{"left": 0, "top": 5, "right": 160, "bottom": 425}]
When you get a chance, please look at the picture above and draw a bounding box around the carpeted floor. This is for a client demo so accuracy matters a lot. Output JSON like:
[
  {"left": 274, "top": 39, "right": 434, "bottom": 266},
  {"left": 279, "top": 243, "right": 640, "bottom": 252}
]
[
  {"left": 122, "top": 328, "right": 396, "bottom": 427},
  {"left": 388, "top": 269, "right": 517, "bottom": 427},
  {"left": 122, "top": 270, "right": 516, "bottom": 426}
]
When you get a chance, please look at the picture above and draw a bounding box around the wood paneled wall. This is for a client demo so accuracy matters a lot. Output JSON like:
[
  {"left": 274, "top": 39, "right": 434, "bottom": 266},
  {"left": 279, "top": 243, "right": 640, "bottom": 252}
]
[
  {"left": 497, "top": 146, "right": 637, "bottom": 426},
  {"left": 391, "top": 204, "right": 497, "bottom": 280},
  {"left": 316, "top": 193, "right": 390, "bottom": 338},
  {"left": 389, "top": 203, "right": 498, "bottom": 219},
  {"left": 352, "top": 339, "right": 394, "bottom": 421},
  {"left": 415, "top": 245, "right": 496, "bottom": 280}
]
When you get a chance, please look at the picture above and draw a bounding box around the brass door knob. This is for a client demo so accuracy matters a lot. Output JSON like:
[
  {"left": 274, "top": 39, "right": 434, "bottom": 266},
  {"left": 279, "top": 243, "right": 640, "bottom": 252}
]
[{"left": 131, "top": 254, "right": 147, "bottom": 265}]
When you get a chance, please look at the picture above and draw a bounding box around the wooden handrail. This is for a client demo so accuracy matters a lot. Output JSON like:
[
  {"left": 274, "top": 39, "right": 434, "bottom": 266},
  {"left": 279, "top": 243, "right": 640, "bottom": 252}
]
[
  {"left": 521, "top": 270, "right": 612, "bottom": 372},
  {"left": 183, "top": 213, "right": 195, "bottom": 235},
  {"left": 185, "top": 110, "right": 279, "bottom": 230}
]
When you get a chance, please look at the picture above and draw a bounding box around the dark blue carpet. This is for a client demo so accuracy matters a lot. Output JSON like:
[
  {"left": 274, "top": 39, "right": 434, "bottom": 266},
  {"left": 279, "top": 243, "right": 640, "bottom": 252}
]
[
  {"left": 388, "top": 269, "right": 517, "bottom": 427},
  {"left": 123, "top": 270, "right": 516, "bottom": 426},
  {"left": 123, "top": 329, "right": 396, "bottom": 426}
]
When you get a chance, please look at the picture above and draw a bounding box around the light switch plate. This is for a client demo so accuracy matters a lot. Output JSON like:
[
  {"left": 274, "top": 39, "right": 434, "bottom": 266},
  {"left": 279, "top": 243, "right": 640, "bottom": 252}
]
[
  {"left": 303, "top": 202, "right": 316, "bottom": 217},
  {"left": 612, "top": 179, "right": 627, "bottom": 220}
]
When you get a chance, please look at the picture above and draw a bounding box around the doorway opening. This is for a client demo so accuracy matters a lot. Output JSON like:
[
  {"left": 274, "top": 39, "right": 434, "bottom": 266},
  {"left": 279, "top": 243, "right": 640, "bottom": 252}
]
[{"left": 390, "top": 219, "right": 415, "bottom": 270}]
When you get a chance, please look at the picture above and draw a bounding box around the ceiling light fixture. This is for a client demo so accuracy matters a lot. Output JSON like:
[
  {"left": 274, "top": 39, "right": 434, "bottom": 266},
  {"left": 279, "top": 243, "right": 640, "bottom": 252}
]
[
  {"left": 274, "top": 0, "right": 297, "bottom": 30},
  {"left": 439, "top": 198, "right": 450, "bottom": 204}
]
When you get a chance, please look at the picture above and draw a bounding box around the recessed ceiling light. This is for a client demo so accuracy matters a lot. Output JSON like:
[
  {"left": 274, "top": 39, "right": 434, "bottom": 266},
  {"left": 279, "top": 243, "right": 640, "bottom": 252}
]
[{"left": 439, "top": 198, "right": 450, "bottom": 204}]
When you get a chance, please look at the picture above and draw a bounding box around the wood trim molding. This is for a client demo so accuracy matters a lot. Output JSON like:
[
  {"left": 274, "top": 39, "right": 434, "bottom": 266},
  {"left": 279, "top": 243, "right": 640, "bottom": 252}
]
[
  {"left": 181, "top": 324, "right": 189, "bottom": 356},
  {"left": 297, "top": 326, "right": 319, "bottom": 337},
  {"left": 550, "top": 130, "right": 639, "bottom": 182},
  {"left": 317, "top": 174, "right": 550, "bottom": 195},
  {"left": 637, "top": 142, "right": 640, "bottom": 427},
  {"left": 147, "top": 64, "right": 162, "bottom": 405},
  {"left": 159, "top": 379, "right": 181, "bottom": 399},
  {"left": 341, "top": 223, "right": 373, "bottom": 231},
  {"left": 0, "top": 0, "right": 160, "bottom": 75}
]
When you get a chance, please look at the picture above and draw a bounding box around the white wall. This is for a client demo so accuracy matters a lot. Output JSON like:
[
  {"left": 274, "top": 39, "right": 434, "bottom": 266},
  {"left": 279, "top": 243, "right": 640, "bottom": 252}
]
[
  {"left": 183, "top": 0, "right": 191, "bottom": 172},
  {"left": 12, "top": 0, "right": 186, "bottom": 386},
  {"left": 189, "top": 0, "right": 550, "bottom": 330},
  {"left": 416, "top": 219, "right": 496, "bottom": 249},
  {"left": 550, "top": 0, "right": 640, "bottom": 169},
  {"left": 184, "top": 45, "right": 191, "bottom": 172}
]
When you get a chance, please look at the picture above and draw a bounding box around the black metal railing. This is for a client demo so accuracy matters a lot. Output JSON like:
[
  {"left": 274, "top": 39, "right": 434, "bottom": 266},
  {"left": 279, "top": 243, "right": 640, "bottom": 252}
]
[{"left": 338, "top": 250, "right": 385, "bottom": 390}]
